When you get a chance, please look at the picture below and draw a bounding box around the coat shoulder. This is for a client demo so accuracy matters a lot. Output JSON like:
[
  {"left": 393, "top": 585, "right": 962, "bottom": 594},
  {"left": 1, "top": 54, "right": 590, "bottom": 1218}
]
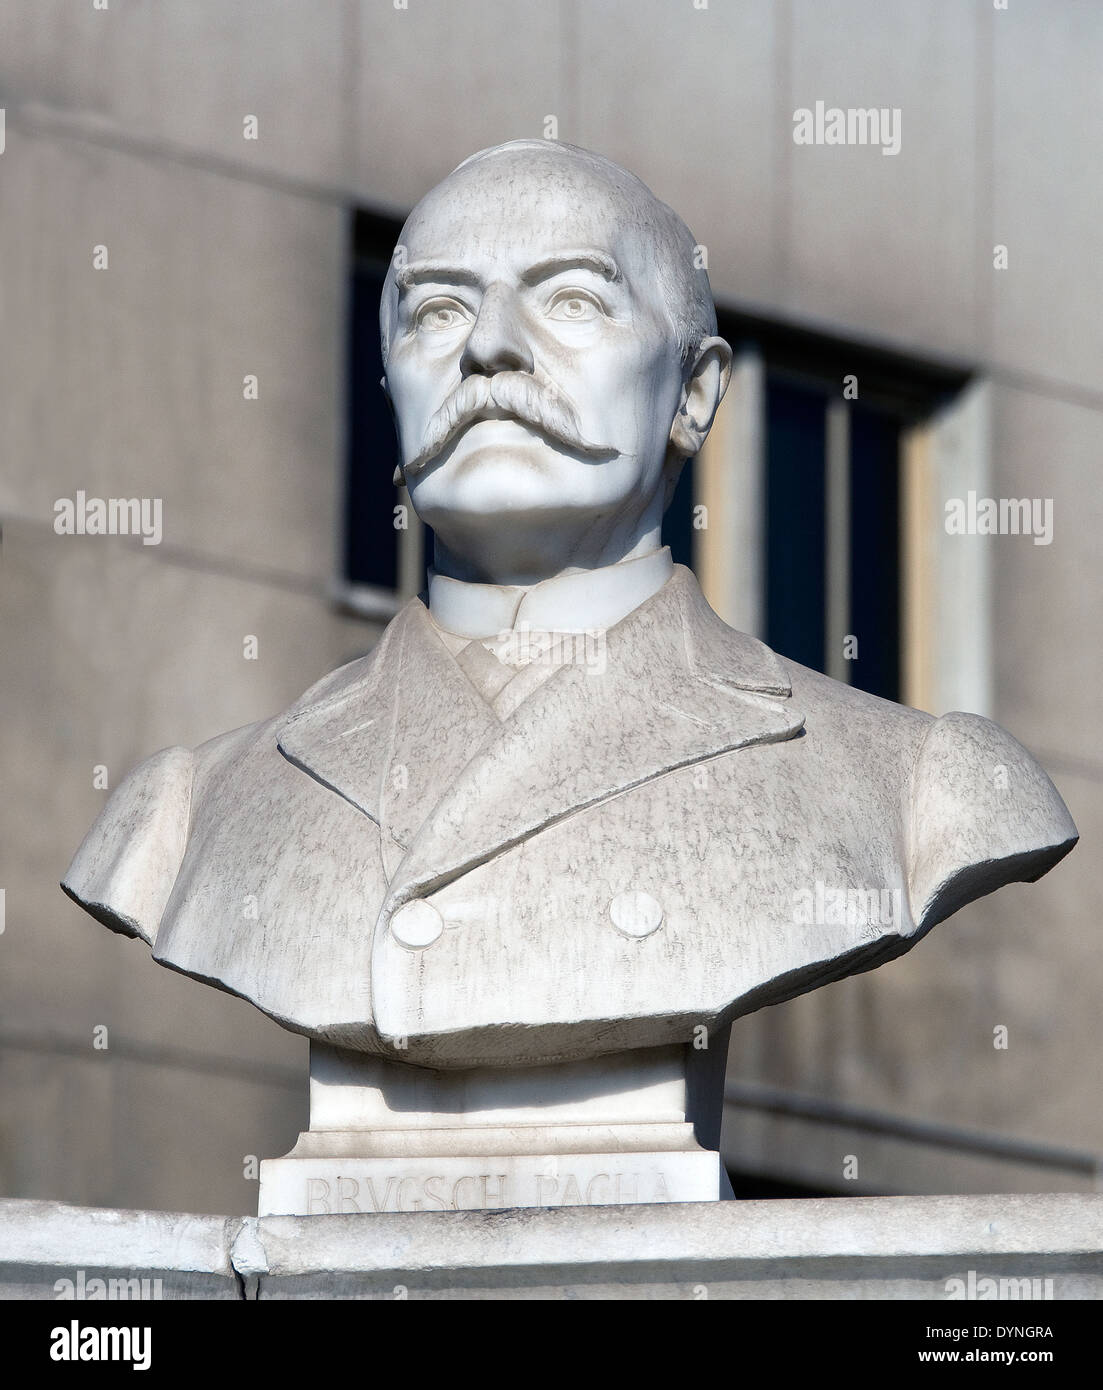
[
  {"left": 772, "top": 657, "right": 1078, "bottom": 933},
  {"left": 56, "top": 656, "right": 359, "bottom": 947},
  {"left": 776, "top": 654, "right": 934, "bottom": 775},
  {"left": 907, "top": 709, "right": 1078, "bottom": 934},
  {"left": 61, "top": 744, "right": 195, "bottom": 945}
]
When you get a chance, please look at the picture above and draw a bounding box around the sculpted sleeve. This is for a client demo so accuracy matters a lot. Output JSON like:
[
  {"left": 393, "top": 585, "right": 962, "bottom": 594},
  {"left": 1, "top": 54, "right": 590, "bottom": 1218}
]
[
  {"left": 61, "top": 746, "right": 194, "bottom": 947},
  {"left": 907, "top": 711, "right": 1078, "bottom": 936}
]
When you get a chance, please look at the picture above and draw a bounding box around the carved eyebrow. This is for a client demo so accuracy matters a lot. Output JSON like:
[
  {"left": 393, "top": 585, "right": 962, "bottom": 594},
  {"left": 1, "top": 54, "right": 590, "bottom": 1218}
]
[
  {"left": 520, "top": 250, "right": 621, "bottom": 286},
  {"left": 394, "top": 262, "right": 482, "bottom": 293},
  {"left": 393, "top": 249, "right": 621, "bottom": 294}
]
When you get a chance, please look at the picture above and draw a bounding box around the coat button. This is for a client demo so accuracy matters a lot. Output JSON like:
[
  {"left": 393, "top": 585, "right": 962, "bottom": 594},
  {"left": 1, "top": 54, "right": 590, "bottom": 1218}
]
[
  {"left": 390, "top": 901, "right": 443, "bottom": 949},
  {"left": 609, "top": 890, "right": 664, "bottom": 938}
]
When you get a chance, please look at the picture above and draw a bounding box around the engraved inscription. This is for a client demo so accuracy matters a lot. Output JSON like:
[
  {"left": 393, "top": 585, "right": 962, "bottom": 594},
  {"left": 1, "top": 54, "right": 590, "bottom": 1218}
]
[{"left": 303, "top": 1169, "right": 672, "bottom": 1213}]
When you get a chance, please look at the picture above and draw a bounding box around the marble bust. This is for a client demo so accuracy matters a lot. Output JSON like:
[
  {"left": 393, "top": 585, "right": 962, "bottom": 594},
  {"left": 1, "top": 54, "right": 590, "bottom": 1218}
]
[{"left": 63, "top": 140, "right": 1078, "bottom": 1214}]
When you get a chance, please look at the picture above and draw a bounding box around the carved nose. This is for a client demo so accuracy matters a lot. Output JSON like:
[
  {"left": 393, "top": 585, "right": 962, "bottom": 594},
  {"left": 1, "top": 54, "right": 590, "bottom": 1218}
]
[{"left": 460, "top": 285, "right": 534, "bottom": 378}]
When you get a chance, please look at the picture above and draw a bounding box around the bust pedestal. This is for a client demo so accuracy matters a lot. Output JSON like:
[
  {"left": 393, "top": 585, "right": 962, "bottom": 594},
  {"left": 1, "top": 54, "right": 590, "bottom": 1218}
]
[{"left": 258, "top": 1033, "right": 732, "bottom": 1215}]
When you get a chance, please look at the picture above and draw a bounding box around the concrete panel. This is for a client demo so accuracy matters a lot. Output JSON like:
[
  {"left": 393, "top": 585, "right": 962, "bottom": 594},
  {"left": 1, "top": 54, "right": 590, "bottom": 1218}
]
[
  {"left": 987, "top": 385, "right": 1103, "bottom": 760},
  {"left": 0, "top": 130, "right": 347, "bottom": 584},
  {"left": 0, "top": 0, "right": 352, "bottom": 189},
  {"left": 723, "top": 1104, "right": 1091, "bottom": 1199},
  {"left": 0, "top": 1048, "right": 304, "bottom": 1218},
  {"left": 575, "top": 0, "right": 779, "bottom": 311},
  {"left": 0, "top": 1049, "right": 114, "bottom": 1207},
  {"left": 991, "top": 0, "right": 1103, "bottom": 394},
  {"left": 351, "top": 0, "right": 564, "bottom": 212},
  {"left": 784, "top": 0, "right": 979, "bottom": 357},
  {"left": 109, "top": 1057, "right": 305, "bottom": 1217}
]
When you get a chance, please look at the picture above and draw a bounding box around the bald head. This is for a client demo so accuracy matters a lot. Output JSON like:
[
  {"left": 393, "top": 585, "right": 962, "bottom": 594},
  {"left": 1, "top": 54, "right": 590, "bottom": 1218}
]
[{"left": 381, "top": 140, "right": 717, "bottom": 368}]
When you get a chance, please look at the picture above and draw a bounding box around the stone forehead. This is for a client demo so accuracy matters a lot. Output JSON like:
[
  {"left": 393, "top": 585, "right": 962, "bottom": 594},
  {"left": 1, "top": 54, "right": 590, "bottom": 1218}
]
[{"left": 399, "top": 143, "right": 687, "bottom": 264}]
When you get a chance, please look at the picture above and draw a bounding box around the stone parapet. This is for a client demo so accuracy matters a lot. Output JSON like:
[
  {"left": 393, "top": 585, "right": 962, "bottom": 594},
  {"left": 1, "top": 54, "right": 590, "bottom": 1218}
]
[{"left": 2, "top": 1193, "right": 1100, "bottom": 1300}]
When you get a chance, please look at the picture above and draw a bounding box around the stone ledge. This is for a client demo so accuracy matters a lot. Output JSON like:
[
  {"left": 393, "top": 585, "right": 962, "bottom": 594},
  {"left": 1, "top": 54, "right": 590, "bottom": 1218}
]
[
  {"left": 2, "top": 1194, "right": 1100, "bottom": 1300},
  {"left": 0, "top": 1199, "right": 240, "bottom": 1300}
]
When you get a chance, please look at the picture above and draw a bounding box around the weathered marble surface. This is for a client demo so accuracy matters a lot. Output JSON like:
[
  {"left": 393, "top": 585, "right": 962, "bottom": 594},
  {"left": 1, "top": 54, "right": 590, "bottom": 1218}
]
[
  {"left": 0, "top": 1199, "right": 240, "bottom": 1300},
  {"left": 4, "top": 1195, "right": 1101, "bottom": 1300}
]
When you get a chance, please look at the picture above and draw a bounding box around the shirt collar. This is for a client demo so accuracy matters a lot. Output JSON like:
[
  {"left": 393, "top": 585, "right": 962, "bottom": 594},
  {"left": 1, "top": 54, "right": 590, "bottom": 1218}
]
[{"left": 427, "top": 548, "right": 675, "bottom": 638}]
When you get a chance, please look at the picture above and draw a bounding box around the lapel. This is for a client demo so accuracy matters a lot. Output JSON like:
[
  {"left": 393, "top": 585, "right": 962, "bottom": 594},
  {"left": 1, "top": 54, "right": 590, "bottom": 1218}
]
[
  {"left": 278, "top": 566, "right": 805, "bottom": 910},
  {"left": 277, "top": 600, "right": 501, "bottom": 850},
  {"left": 386, "top": 564, "right": 804, "bottom": 907}
]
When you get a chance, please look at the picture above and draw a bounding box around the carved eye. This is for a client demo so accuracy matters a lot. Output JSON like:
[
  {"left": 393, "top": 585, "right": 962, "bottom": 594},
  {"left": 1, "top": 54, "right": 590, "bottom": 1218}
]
[
  {"left": 547, "top": 291, "right": 601, "bottom": 322},
  {"left": 416, "top": 300, "right": 468, "bottom": 332}
]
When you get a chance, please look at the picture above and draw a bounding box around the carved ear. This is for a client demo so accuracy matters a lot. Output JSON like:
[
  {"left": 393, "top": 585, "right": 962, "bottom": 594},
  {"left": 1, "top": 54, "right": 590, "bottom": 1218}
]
[{"left": 669, "top": 337, "right": 733, "bottom": 458}]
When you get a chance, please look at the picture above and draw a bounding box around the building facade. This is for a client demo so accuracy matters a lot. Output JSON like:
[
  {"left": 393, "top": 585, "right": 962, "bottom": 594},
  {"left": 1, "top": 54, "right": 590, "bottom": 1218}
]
[{"left": 0, "top": 0, "right": 1099, "bottom": 1214}]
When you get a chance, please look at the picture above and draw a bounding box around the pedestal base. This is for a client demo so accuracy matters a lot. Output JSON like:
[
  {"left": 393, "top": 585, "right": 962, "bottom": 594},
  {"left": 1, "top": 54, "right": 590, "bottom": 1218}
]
[
  {"left": 259, "top": 1037, "right": 734, "bottom": 1216},
  {"left": 258, "top": 1123, "right": 727, "bottom": 1215}
]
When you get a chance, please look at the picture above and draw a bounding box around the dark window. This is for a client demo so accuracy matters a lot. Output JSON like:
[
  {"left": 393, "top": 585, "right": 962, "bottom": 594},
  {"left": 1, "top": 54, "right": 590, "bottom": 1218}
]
[
  {"left": 345, "top": 210, "right": 405, "bottom": 594},
  {"left": 849, "top": 401, "right": 902, "bottom": 701},
  {"left": 663, "top": 458, "right": 697, "bottom": 572},
  {"left": 762, "top": 375, "right": 900, "bottom": 699},
  {"left": 717, "top": 307, "right": 970, "bottom": 703}
]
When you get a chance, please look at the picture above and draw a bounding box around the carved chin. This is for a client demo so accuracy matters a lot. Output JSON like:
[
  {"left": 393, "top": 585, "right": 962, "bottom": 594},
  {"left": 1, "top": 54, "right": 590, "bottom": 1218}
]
[{"left": 412, "top": 451, "right": 636, "bottom": 523}]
